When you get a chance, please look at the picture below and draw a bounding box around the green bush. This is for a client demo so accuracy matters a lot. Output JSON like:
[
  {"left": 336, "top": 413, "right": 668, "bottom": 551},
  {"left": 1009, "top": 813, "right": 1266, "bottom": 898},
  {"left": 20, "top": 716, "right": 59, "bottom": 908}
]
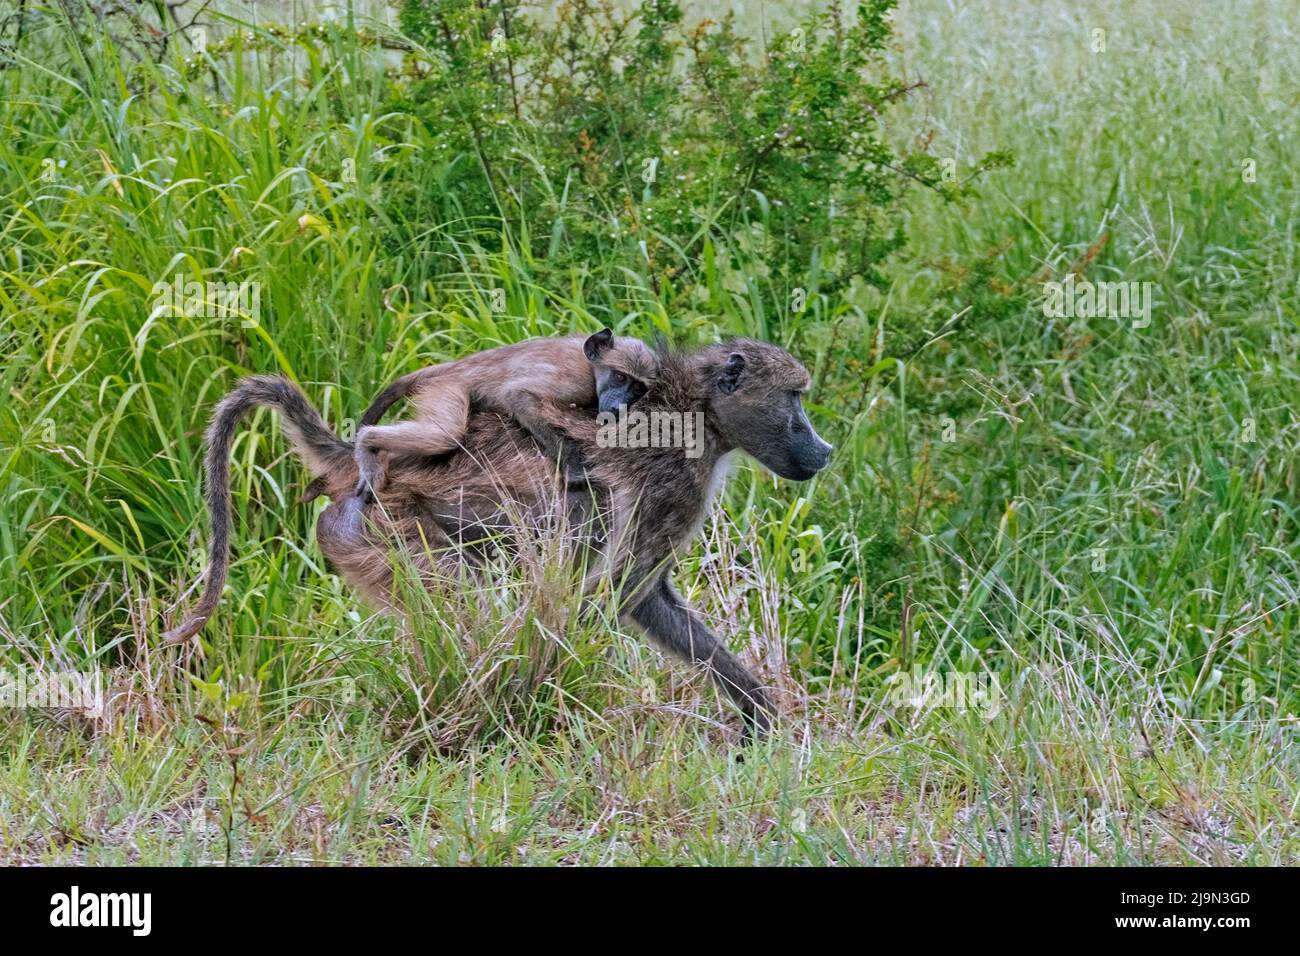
[{"left": 386, "top": 0, "right": 1010, "bottom": 326}]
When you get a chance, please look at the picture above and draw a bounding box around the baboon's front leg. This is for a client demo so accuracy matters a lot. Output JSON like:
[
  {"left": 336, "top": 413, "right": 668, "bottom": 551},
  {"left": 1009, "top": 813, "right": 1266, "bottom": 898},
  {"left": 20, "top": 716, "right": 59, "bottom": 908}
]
[
  {"left": 626, "top": 575, "right": 773, "bottom": 740},
  {"left": 509, "top": 391, "right": 592, "bottom": 483}
]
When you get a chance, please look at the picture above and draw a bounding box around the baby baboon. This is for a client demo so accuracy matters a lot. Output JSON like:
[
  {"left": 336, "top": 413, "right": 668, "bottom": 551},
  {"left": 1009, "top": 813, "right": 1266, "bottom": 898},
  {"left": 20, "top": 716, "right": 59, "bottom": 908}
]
[{"left": 350, "top": 329, "right": 656, "bottom": 500}]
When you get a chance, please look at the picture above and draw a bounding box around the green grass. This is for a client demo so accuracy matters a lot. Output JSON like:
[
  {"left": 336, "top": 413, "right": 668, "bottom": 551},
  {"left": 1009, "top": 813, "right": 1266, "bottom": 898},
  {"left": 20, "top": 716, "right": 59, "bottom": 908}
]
[{"left": 0, "top": 0, "right": 1297, "bottom": 864}]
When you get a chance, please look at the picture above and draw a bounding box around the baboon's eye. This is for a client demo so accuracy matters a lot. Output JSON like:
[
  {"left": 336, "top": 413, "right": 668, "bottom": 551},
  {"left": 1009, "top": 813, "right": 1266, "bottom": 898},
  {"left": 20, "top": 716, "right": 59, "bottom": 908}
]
[{"left": 613, "top": 372, "right": 628, "bottom": 385}]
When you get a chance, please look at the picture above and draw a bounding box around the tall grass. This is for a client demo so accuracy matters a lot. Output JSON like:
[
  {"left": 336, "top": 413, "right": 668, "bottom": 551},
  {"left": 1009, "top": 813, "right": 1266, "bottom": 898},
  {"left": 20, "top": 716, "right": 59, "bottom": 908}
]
[{"left": 0, "top": 0, "right": 1297, "bottom": 864}]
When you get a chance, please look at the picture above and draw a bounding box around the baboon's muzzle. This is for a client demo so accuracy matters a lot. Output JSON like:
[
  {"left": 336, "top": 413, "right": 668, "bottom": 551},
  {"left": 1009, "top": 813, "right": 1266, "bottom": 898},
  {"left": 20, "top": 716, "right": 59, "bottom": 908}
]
[{"left": 769, "top": 426, "right": 832, "bottom": 481}]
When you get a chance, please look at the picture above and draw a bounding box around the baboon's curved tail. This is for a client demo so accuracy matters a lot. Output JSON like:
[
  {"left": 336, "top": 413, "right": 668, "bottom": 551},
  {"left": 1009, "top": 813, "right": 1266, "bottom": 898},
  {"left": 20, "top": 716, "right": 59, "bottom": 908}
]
[
  {"left": 165, "top": 375, "right": 352, "bottom": 643},
  {"left": 359, "top": 365, "right": 443, "bottom": 427}
]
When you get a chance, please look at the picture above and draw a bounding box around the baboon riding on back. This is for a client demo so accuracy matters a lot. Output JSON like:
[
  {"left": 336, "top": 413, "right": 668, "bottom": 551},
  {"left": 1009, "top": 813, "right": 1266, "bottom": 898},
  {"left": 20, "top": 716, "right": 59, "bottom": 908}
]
[{"left": 167, "top": 334, "right": 832, "bottom": 740}]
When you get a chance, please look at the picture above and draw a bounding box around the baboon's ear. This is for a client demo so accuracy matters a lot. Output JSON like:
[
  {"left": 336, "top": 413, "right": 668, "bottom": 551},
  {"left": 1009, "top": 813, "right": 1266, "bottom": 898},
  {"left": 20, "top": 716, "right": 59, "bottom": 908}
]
[
  {"left": 584, "top": 328, "right": 614, "bottom": 362},
  {"left": 718, "top": 352, "right": 746, "bottom": 394}
]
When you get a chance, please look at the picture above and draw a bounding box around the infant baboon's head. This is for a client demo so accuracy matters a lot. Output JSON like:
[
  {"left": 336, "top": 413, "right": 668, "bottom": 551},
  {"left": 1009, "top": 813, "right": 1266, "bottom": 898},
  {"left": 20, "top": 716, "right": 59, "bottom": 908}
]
[{"left": 584, "top": 329, "right": 658, "bottom": 413}]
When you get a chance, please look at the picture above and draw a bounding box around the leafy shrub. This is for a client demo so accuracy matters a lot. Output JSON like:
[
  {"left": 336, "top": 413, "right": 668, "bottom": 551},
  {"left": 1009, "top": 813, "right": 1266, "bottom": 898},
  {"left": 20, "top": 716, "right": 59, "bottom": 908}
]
[{"left": 386, "top": 0, "right": 1011, "bottom": 326}]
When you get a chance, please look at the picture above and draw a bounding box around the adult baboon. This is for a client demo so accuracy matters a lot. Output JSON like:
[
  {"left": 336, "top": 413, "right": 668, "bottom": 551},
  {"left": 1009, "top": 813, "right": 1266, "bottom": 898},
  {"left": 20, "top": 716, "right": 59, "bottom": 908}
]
[
  {"left": 318, "top": 338, "right": 831, "bottom": 737},
  {"left": 167, "top": 339, "right": 832, "bottom": 739}
]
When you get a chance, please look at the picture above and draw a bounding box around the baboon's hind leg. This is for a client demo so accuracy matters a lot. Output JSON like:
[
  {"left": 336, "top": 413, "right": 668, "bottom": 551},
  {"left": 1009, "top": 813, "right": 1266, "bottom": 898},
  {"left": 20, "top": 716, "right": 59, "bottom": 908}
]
[
  {"left": 317, "top": 496, "right": 457, "bottom": 606},
  {"left": 354, "top": 388, "right": 470, "bottom": 500}
]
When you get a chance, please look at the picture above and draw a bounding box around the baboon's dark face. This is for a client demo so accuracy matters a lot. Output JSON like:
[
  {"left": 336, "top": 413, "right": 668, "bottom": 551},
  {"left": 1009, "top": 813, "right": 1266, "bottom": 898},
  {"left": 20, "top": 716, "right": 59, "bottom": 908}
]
[
  {"left": 706, "top": 343, "right": 833, "bottom": 481},
  {"left": 594, "top": 364, "right": 649, "bottom": 413},
  {"left": 584, "top": 328, "right": 654, "bottom": 414}
]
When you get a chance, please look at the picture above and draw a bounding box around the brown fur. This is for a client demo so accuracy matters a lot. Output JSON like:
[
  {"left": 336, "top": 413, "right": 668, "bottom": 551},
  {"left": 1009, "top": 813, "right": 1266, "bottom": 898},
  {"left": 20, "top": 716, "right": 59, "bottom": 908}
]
[
  {"left": 163, "top": 376, "right": 354, "bottom": 643},
  {"left": 350, "top": 333, "right": 657, "bottom": 497},
  {"left": 318, "top": 338, "right": 831, "bottom": 738},
  {"left": 166, "top": 339, "right": 831, "bottom": 741}
]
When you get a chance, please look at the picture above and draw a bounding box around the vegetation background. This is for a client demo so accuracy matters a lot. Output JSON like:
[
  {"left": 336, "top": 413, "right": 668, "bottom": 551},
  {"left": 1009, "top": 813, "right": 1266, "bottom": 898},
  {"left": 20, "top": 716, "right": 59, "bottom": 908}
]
[{"left": 0, "top": 0, "right": 1296, "bottom": 864}]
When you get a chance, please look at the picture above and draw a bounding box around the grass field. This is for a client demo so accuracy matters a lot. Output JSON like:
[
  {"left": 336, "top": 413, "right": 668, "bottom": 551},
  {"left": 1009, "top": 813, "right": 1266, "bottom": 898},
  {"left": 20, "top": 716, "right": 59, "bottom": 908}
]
[{"left": 1, "top": 0, "right": 1297, "bottom": 865}]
